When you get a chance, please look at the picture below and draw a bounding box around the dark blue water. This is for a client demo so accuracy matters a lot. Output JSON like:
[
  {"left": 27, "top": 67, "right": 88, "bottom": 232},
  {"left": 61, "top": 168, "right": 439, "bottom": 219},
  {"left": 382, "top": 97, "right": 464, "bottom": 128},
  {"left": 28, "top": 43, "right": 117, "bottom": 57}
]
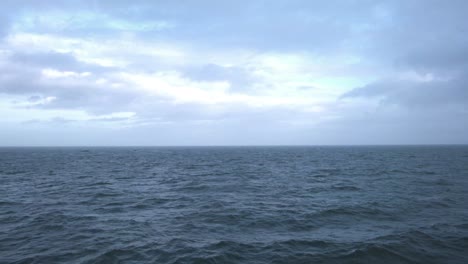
[{"left": 1, "top": 146, "right": 468, "bottom": 263}]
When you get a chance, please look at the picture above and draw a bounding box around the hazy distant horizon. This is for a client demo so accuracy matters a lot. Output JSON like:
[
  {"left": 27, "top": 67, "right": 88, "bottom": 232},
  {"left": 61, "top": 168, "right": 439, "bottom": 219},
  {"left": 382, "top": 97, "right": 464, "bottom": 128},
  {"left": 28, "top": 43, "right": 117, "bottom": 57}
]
[{"left": 1, "top": 144, "right": 467, "bottom": 148}]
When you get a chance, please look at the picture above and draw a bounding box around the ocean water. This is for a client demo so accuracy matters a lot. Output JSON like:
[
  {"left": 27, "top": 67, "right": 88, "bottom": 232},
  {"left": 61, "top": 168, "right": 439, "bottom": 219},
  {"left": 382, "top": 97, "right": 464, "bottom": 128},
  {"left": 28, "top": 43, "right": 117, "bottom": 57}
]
[{"left": 1, "top": 146, "right": 467, "bottom": 264}]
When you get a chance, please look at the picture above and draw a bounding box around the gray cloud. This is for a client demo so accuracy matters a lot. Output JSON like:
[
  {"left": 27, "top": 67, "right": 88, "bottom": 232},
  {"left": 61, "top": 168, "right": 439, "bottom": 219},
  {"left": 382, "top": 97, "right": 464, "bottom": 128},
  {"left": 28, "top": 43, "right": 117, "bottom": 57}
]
[
  {"left": 10, "top": 51, "right": 113, "bottom": 73},
  {"left": 342, "top": 76, "right": 468, "bottom": 108},
  {"left": 2, "top": 1, "right": 382, "bottom": 52},
  {"left": 337, "top": 0, "right": 468, "bottom": 115},
  {"left": 1, "top": 0, "right": 468, "bottom": 145},
  {"left": 0, "top": 15, "right": 10, "bottom": 38},
  {"left": 0, "top": 58, "right": 137, "bottom": 114},
  {"left": 0, "top": 50, "right": 304, "bottom": 125},
  {"left": 3, "top": 1, "right": 467, "bottom": 56},
  {"left": 397, "top": 44, "right": 468, "bottom": 77},
  {"left": 364, "top": 1, "right": 468, "bottom": 72}
]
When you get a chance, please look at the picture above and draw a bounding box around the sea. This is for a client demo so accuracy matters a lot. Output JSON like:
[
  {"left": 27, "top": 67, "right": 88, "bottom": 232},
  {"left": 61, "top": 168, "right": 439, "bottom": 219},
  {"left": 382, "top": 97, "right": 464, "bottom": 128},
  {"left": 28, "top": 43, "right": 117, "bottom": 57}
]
[{"left": 1, "top": 146, "right": 467, "bottom": 263}]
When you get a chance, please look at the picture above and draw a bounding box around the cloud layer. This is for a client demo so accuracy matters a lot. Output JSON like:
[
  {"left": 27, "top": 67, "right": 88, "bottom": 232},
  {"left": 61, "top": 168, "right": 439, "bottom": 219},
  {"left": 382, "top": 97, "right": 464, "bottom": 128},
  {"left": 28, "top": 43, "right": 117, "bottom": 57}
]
[{"left": 1, "top": 0, "right": 467, "bottom": 145}]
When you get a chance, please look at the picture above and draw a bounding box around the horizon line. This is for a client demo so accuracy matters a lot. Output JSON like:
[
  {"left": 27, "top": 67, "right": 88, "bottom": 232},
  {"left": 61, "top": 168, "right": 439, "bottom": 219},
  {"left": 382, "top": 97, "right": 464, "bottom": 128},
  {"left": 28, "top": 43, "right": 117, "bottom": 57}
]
[{"left": 1, "top": 144, "right": 467, "bottom": 148}]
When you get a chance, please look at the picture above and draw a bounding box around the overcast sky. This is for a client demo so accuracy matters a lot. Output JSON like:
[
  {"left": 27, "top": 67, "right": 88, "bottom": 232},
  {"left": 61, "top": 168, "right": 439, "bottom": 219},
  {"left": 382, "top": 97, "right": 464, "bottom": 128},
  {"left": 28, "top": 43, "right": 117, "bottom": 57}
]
[{"left": 0, "top": 0, "right": 467, "bottom": 146}]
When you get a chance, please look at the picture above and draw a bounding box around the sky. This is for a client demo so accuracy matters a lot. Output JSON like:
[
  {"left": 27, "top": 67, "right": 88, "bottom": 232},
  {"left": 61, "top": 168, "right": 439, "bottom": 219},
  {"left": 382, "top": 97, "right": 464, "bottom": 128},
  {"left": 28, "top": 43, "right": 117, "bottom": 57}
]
[{"left": 0, "top": 0, "right": 467, "bottom": 146}]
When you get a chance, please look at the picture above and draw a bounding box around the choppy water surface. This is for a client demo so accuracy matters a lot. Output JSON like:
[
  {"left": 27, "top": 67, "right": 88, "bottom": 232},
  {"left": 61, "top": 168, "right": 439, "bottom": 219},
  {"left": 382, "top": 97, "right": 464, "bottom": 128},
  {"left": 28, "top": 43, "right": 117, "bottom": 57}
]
[{"left": 1, "top": 146, "right": 468, "bottom": 263}]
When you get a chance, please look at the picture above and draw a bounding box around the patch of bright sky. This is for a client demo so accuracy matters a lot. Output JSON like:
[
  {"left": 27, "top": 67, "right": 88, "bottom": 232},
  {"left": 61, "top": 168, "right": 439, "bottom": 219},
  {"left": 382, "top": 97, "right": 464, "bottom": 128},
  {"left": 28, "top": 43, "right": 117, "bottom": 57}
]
[
  {"left": 250, "top": 52, "right": 373, "bottom": 97},
  {"left": 42, "top": 68, "right": 91, "bottom": 78},
  {"left": 7, "top": 33, "right": 185, "bottom": 67}
]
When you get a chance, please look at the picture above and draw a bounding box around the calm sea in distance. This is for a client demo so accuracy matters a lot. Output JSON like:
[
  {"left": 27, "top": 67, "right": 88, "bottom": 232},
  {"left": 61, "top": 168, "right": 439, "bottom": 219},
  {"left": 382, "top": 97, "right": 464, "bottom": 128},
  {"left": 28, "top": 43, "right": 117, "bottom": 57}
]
[{"left": 1, "top": 146, "right": 467, "bottom": 263}]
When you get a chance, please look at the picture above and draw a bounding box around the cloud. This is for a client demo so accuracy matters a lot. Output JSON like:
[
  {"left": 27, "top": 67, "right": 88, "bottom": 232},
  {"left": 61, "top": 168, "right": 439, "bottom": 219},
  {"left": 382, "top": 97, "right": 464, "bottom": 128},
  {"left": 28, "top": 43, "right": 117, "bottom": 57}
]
[
  {"left": 3, "top": 1, "right": 383, "bottom": 52},
  {"left": 0, "top": 15, "right": 10, "bottom": 38},
  {"left": 10, "top": 51, "right": 113, "bottom": 73},
  {"left": 342, "top": 76, "right": 468, "bottom": 108},
  {"left": 0, "top": 53, "right": 137, "bottom": 114},
  {"left": 1, "top": 48, "right": 326, "bottom": 126},
  {"left": 1, "top": 0, "right": 468, "bottom": 145},
  {"left": 182, "top": 63, "right": 256, "bottom": 92}
]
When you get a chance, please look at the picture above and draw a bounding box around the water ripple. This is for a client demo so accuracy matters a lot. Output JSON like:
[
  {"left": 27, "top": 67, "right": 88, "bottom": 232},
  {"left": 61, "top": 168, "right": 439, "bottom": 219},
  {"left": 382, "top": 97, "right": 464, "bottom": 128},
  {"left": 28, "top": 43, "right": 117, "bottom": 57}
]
[{"left": 1, "top": 146, "right": 468, "bottom": 263}]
